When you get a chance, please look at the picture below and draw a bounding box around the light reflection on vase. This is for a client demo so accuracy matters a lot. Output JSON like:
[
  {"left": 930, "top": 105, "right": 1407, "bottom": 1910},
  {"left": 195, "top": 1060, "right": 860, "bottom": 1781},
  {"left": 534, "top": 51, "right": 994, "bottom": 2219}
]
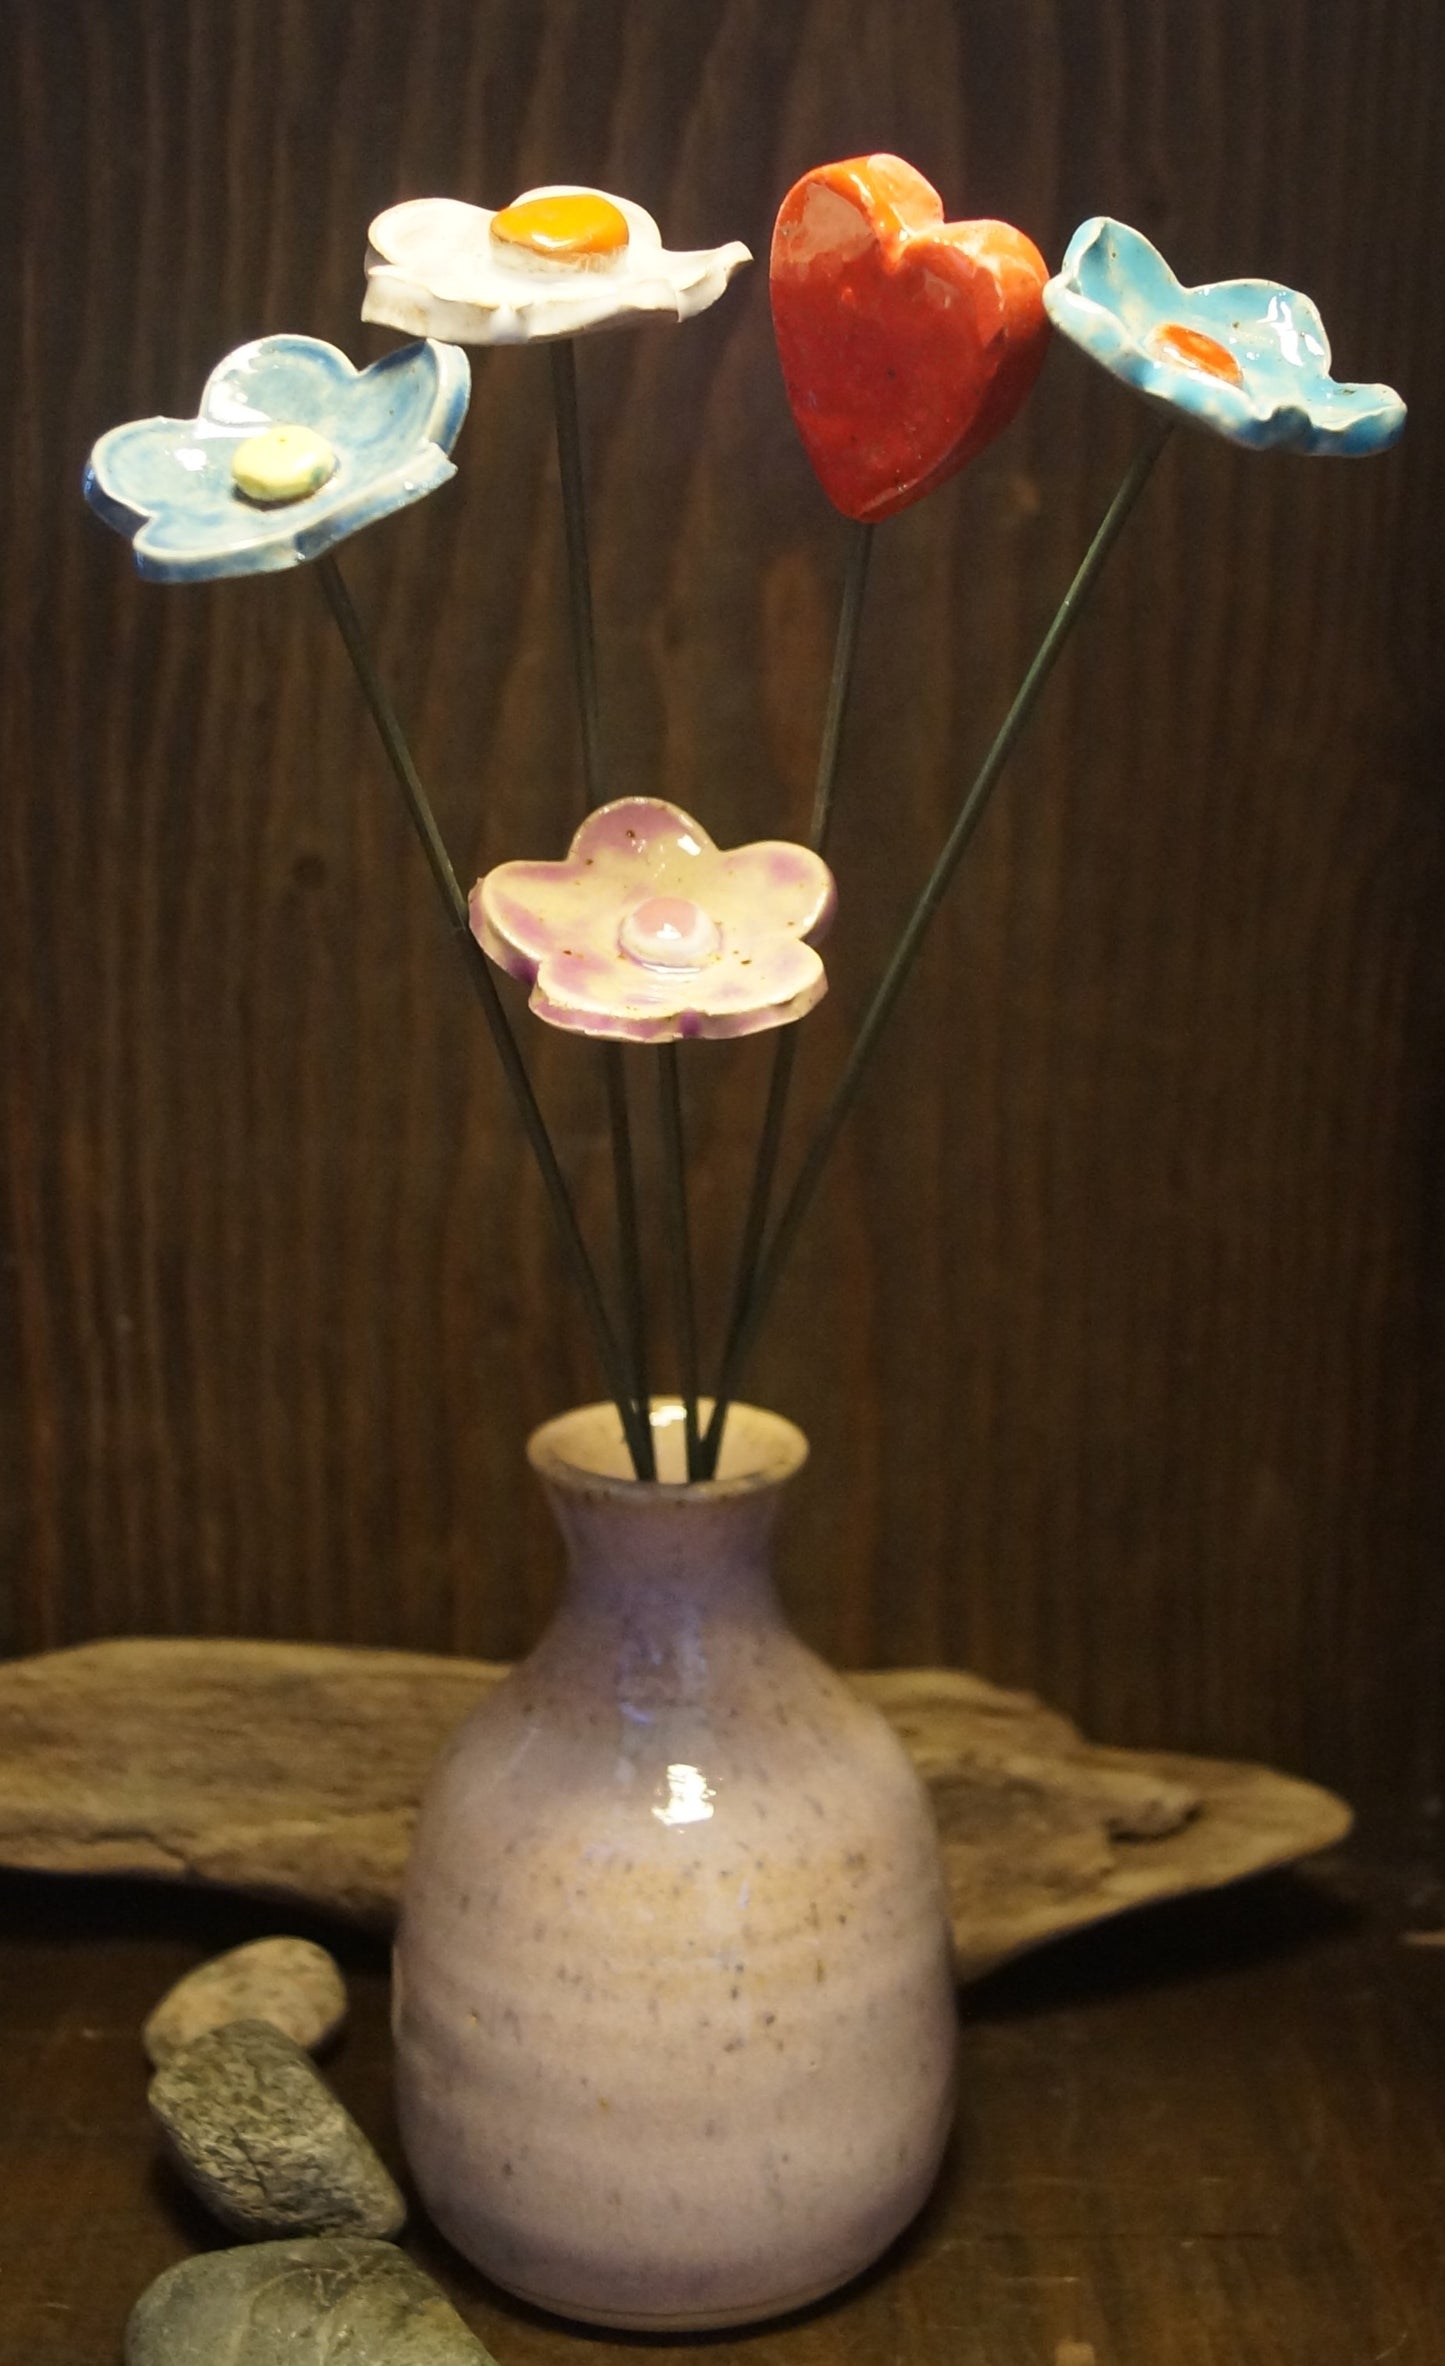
[{"left": 393, "top": 1398, "right": 958, "bottom": 2331}]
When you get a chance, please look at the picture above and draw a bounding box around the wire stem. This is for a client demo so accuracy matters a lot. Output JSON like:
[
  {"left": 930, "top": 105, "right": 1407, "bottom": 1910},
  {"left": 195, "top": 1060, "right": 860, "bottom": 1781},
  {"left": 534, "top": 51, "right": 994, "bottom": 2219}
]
[
  {"left": 549, "top": 340, "right": 655, "bottom": 1464},
  {"left": 700, "top": 418, "right": 1174, "bottom": 1471},
  {"left": 550, "top": 341, "right": 606, "bottom": 818},
  {"left": 315, "top": 551, "right": 651, "bottom": 1478},
  {"left": 602, "top": 1043, "right": 655, "bottom": 1477},
  {"left": 707, "top": 518, "right": 873, "bottom": 1465},
  {"left": 657, "top": 1044, "right": 702, "bottom": 1478},
  {"left": 810, "top": 517, "right": 874, "bottom": 857}
]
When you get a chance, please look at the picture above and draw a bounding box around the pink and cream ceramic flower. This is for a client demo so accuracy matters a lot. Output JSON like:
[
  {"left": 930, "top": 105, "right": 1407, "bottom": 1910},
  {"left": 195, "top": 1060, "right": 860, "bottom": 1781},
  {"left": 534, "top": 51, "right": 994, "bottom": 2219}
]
[
  {"left": 471, "top": 797, "right": 836, "bottom": 1043},
  {"left": 362, "top": 187, "right": 751, "bottom": 346}
]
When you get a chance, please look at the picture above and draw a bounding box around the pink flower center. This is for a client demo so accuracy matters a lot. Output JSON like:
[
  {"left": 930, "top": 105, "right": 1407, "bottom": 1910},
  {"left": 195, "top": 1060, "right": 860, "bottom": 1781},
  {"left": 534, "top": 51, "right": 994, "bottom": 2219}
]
[{"left": 618, "top": 895, "right": 722, "bottom": 973}]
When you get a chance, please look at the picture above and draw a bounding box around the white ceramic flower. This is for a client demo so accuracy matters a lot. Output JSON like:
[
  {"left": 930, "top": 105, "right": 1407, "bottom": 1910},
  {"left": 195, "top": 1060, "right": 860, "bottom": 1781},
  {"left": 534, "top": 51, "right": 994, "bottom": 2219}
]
[{"left": 361, "top": 186, "right": 751, "bottom": 346}]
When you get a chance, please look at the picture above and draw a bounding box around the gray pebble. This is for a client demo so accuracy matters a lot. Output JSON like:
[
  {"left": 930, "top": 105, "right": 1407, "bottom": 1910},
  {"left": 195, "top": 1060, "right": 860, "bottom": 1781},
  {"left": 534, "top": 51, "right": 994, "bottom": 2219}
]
[
  {"left": 148, "top": 2018, "right": 405, "bottom": 2240},
  {"left": 143, "top": 1935, "right": 347, "bottom": 2066},
  {"left": 125, "top": 2237, "right": 499, "bottom": 2365}
]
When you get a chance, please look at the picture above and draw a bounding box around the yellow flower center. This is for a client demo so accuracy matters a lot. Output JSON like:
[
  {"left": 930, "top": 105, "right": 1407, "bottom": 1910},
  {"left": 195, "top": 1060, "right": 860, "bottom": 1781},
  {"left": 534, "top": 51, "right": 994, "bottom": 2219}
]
[
  {"left": 1150, "top": 321, "right": 1244, "bottom": 386},
  {"left": 490, "top": 192, "right": 630, "bottom": 269},
  {"left": 231, "top": 424, "right": 338, "bottom": 505}
]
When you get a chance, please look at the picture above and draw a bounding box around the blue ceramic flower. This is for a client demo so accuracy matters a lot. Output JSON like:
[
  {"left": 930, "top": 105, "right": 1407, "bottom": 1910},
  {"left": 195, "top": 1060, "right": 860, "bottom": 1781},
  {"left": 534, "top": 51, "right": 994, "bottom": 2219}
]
[
  {"left": 84, "top": 335, "right": 471, "bottom": 581},
  {"left": 1044, "top": 219, "right": 1405, "bottom": 456}
]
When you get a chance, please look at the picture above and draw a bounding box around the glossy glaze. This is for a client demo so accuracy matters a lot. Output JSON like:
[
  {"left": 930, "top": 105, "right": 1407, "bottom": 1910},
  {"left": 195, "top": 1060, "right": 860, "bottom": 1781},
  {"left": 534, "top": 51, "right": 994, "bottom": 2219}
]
[
  {"left": 770, "top": 153, "right": 1050, "bottom": 522},
  {"left": 394, "top": 1401, "right": 958, "bottom": 2330},
  {"left": 1044, "top": 218, "right": 1407, "bottom": 454},
  {"left": 363, "top": 187, "right": 750, "bottom": 347},
  {"left": 471, "top": 796, "right": 836, "bottom": 1042},
  {"left": 491, "top": 191, "right": 631, "bottom": 264},
  {"left": 83, "top": 336, "right": 469, "bottom": 582}
]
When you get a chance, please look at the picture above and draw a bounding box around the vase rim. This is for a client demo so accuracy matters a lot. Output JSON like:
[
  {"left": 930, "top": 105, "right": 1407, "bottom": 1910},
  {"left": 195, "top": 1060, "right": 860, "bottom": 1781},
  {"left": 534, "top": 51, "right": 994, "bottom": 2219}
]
[{"left": 527, "top": 1397, "right": 808, "bottom": 1498}]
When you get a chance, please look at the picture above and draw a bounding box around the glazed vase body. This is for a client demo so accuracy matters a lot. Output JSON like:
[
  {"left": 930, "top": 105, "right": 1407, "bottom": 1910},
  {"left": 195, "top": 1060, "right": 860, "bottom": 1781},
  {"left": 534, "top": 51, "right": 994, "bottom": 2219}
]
[{"left": 393, "top": 1401, "right": 958, "bottom": 2330}]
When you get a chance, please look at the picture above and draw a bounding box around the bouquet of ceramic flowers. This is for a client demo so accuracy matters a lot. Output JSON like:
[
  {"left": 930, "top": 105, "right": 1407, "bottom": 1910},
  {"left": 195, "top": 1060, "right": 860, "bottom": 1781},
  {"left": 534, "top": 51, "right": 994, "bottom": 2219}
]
[{"left": 84, "top": 159, "right": 1405, "bottom": 1484}]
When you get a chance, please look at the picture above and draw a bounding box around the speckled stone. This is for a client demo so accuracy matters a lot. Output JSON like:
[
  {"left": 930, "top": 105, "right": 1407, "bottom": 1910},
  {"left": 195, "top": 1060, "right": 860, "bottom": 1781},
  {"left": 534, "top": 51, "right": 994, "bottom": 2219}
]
[
  {"left": 148, "top": 2018, "right": 405, "bottom": 2239},
  {"left": 143, "top": 1935, "right": 347, "bottom": 2066},
  {"left": 125, "top": 2237, "right": 498, "bottom": 2365}
]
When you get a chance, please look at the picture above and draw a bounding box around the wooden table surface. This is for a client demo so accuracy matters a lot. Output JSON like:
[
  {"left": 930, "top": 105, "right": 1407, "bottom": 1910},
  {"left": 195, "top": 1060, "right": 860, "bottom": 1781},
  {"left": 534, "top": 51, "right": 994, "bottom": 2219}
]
[{"left": 3, "top": 1857, "right": 1442, "bottom": 2365}]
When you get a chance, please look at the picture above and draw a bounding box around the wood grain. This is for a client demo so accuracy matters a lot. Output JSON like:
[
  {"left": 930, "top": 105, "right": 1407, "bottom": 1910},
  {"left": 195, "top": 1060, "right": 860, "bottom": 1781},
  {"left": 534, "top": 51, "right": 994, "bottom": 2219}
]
[
  {"left": 0, "top": 1638, "right": 1351, "bottom": 1969},
  {"left": 4, "top": 1862, "right": 1445, "bottom": 2364},
  {"left": 1, "top": 2, "right": 1442, "bottom": 1848}
]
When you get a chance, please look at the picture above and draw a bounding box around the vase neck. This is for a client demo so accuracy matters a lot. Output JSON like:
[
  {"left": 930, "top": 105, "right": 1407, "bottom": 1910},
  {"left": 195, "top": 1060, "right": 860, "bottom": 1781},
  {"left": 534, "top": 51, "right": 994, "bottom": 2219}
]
[
  {"left": 521, "top": 1401, "right": 809, "bottom": 1710},
  {"left": 545, "top": 1480, "right": 783, "bottom": 1625},
  {"left": 522, "top": 1473, "right": 793, "bottom": 1722}
]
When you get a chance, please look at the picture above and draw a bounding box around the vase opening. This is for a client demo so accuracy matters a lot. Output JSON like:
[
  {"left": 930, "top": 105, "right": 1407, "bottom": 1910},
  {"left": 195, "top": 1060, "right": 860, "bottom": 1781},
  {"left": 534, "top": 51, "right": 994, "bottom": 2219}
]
[{"left": 527, "top": 1394, "right": 808, "bottom": 1492}]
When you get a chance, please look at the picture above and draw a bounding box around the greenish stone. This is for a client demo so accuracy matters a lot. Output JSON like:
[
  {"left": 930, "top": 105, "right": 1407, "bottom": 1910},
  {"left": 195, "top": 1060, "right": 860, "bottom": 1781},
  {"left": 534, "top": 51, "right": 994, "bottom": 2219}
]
[
  {"left": 126, "top": 2238, "right": 499, "bottom": 2364},
  {"left": 148, "top": 2017, "right": 405, "bottom": 2239}
]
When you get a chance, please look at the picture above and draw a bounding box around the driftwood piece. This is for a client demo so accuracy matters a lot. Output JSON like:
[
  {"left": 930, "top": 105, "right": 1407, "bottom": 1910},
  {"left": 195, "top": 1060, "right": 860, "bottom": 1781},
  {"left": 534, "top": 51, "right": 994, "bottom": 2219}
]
[{"left": 0, "top": 1640, "right": 1350, "bottom": 1981}]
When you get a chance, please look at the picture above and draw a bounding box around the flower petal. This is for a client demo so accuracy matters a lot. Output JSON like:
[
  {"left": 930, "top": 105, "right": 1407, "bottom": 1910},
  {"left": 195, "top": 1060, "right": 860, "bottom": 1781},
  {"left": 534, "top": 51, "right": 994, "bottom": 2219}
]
[
  {"left": 84, "top": 336, "right": 470, "bottom": 581},
  {"left": 471, "top": 796, "right": 834, "bottom": 1044},
  {"left": 363, "top": 189, "right": 750, "bottom": 348},
  {"left": 1044, "top": 217, "right": 1405, "bottom": 456}
]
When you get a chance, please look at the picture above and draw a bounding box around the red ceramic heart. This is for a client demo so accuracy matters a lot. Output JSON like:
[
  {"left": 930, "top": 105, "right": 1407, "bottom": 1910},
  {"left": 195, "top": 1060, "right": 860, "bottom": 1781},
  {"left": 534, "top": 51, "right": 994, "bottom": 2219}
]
[{"left": 770, "top": 154, "right": 1051, "bottom": 523}]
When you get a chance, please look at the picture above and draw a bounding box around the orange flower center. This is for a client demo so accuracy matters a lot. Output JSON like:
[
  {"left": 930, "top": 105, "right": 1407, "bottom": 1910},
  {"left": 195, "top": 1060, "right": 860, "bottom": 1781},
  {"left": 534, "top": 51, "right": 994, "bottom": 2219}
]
[
  {"left": 1151, "top": 321, "right": 1244, "bottom": 385},
  {"left": 490, "top": 193, "right": 630, "bottom": 266}
]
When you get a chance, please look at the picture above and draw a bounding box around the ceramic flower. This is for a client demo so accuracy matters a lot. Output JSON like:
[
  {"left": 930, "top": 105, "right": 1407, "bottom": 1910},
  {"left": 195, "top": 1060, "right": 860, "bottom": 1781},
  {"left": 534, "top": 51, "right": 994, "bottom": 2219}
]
[
  {"left": 770, "top": 154, "right": 1051, "bottom": 521},
  {"left": 471, "top": 796, "right": 836, "bottom": 1043},
  {"left": 83, "top": 335, "right": 470, "bottom": 581},
  {"left": 1044, "top": 218, "right": 1405, "bottom": 456},
  {"left": 362, "top": 186, "right": 751, "bottom": 346}
]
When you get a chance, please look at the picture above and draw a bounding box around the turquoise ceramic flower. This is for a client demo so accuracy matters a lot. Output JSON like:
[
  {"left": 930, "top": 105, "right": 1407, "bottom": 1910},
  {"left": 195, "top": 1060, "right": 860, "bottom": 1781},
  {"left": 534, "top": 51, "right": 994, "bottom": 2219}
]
[
  {"left": 1044, "top": 219, "right": 1405, "bottom": 456},
  {"left": 84, "top": 335, "right": 470, "bottom": 581}
]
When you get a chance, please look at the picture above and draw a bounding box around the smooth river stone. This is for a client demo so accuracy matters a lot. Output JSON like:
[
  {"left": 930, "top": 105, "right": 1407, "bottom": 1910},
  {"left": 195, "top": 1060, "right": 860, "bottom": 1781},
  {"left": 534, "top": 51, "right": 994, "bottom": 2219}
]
[
  {"left": 148, "top": 2018, "right": 405, "bottom": 2240},
  {"left": 125, "top": 2238, "right": 499, "bottom": 2366},
  {"left": 143, "top": 1934, "right": 347, "bottom": 2066}
]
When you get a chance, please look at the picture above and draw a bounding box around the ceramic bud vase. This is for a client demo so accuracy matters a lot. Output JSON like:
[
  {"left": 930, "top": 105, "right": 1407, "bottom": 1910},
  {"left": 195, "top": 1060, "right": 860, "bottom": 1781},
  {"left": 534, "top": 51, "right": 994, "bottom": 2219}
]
[{"left": 393, "top": 1399, "right": 958, "bottom": 2330}]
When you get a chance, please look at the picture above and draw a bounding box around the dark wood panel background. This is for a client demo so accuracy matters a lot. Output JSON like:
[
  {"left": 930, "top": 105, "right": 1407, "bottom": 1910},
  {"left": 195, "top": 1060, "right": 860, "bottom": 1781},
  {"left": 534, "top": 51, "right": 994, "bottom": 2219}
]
[{"left": 2, "top": 0, "right": 1441, "bottom": 1851}]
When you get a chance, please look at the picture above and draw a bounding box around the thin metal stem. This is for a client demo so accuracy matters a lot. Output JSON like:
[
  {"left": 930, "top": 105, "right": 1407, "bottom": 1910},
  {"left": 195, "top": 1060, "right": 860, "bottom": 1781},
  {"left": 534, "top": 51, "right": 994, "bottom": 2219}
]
[
  {"left": 810, "top": 518, "right": 874, "bottom": 857},
  {"left": 709, "top": 1025, "right": 797, "bottom": 1422},
  {"left": 700, "top": 418, "right": 1174, "bottom": 1469},
  {"left": 602, "top": 1044, "right": 655, "bottom": 1478},
  {"left": 706, "top": 518, "right": 873, "bottom": 1465},
  {"left": 657, "top": 1044, "right": 701, "bottom": 1478},
  {"left": 550, "top": 340, "right": 606, "bottom": 817},
  {"left": 549, "top": 340, "right": 655, "bottom": 1463},
  {"left": 315, "top": 551, "right": 651, "bottom": 1478}
]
